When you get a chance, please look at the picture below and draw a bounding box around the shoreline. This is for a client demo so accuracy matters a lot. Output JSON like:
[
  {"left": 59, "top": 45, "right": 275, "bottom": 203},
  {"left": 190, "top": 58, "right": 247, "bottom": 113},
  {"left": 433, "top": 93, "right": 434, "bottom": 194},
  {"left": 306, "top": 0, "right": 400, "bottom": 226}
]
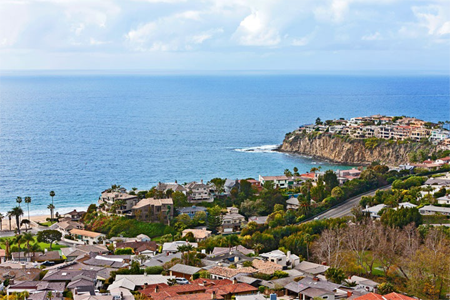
[{"left": 1, "top": 214, "right": 51, "bottom": 231}]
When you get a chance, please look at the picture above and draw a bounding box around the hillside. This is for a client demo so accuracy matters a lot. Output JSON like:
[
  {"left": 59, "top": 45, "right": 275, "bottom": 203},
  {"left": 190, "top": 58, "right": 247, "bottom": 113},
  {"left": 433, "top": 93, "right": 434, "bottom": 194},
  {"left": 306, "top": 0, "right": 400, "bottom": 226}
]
[{"left": 277, "top": 132, "right": 435, "bottom": 166}]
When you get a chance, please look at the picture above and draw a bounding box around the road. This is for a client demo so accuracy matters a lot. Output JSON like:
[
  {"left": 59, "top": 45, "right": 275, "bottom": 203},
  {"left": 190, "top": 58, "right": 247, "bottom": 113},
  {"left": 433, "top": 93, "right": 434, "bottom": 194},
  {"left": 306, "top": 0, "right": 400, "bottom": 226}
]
[{"left": 313, "top": 184, "right": 392, "bottom": 220}]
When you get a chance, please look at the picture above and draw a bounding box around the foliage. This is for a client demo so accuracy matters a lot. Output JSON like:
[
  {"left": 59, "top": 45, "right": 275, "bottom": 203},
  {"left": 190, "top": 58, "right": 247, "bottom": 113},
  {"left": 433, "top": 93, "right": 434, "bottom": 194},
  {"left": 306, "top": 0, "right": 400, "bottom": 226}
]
[
  {"left": 115, "top": 247, "right": 133, "bottom": 255},
  {"left": 144, "top": 266, "right": 163, "bottom": 274},
  {"left": 325, "top": 267, "right": 346, "bottom": 284},
  {"left": 36, "top": 230, "right": 62, "bottom": 249},
  {"left": 380, "top": 207, "right": 423, "bottom": 228},
  {"left": 378, "top": 282, "right": 395, "bottom": 295}
]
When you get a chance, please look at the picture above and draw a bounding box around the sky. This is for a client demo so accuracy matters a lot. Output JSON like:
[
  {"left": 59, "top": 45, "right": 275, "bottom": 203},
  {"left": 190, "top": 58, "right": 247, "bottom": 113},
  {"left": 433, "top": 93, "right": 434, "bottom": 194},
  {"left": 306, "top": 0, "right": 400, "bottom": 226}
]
[{"left": 0, "top": 0, "right": 449, "bottom": 72}]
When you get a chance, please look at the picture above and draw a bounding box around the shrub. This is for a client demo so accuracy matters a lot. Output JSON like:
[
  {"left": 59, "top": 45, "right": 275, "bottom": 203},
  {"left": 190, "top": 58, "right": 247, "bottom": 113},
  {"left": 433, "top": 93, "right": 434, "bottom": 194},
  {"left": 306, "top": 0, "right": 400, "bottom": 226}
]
[
  {"left": 115, "top": 248, "right": 133, "bottom": 255},
  {"left": 144, "top": 266, "right": 163, "bottom": 274}
]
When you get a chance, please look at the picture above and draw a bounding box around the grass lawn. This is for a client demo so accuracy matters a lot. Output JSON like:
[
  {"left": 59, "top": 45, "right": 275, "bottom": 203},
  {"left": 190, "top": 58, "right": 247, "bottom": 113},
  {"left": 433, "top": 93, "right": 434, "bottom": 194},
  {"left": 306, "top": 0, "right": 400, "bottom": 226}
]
[
  {"left": 39, "top": 221, "right": 57, "bottom": 227},
  {"left": 0, "top": 235, "right": 66, "bottom": 251}
]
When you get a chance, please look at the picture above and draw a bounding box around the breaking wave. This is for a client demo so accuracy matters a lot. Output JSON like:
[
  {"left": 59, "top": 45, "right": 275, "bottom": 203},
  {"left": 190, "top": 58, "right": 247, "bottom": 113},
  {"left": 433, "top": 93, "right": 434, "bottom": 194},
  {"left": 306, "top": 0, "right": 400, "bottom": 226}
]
[{"left": 234, "top": 144, "right": 279, "bottom": 153}]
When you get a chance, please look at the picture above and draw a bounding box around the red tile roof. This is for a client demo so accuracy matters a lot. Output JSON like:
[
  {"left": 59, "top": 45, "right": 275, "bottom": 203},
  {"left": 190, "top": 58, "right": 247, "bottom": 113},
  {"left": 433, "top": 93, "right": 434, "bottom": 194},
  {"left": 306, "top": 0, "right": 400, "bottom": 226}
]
[
  {"left": 384, "top": 292, "right": 416, "bottom": 300},
  {"left": 353, "top": 293, "right": 385, "bottom": 300}
]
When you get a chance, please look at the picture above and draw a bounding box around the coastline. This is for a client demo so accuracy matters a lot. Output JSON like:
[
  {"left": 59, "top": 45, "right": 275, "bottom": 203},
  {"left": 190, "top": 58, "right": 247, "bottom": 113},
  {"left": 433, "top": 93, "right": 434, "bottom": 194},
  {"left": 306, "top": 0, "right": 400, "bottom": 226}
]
[{"left": 1, "top": 214, "right": 50, "bottom": 230}]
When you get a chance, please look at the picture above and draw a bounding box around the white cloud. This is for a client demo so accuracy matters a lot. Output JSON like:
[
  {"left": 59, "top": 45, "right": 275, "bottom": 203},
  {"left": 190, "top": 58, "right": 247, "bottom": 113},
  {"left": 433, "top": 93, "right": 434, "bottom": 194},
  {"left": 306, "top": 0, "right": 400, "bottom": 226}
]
[
  {"left": 412, "top": 5, "right": 450, "bottom": 36},
  {"left": 362, "top": 31, "right": 381, "bottom": 41},
  {"left": 89, "top": 37, "right": 110, "bottom": 45},
  {"left": 191, "top": 28, "right": 224, "bottom": 44},
  {"left": 233, "top": 11, "right": 280, "bottom": 46}
]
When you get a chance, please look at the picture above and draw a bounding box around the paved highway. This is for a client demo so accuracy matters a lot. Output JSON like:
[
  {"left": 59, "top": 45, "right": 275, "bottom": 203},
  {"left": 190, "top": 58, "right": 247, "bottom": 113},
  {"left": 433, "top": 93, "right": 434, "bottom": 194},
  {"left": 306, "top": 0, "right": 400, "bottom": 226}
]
[{"left": 314, "top": 184, "right": 392, "bottom": 220}]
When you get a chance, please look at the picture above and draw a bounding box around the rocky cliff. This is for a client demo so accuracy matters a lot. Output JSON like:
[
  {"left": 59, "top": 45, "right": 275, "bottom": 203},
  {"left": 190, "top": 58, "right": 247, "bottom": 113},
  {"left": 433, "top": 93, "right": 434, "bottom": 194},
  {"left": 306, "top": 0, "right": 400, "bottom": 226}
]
[{"left": 277, "top": 132, "right": 434, "bottom": 166}]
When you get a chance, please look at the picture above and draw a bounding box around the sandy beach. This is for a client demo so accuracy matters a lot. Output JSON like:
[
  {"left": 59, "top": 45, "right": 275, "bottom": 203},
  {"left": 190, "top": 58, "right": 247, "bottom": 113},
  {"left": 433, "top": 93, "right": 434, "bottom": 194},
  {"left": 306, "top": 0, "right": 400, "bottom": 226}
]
[{"left": 1, "top": 215, "right": 50, "bottom": 231}]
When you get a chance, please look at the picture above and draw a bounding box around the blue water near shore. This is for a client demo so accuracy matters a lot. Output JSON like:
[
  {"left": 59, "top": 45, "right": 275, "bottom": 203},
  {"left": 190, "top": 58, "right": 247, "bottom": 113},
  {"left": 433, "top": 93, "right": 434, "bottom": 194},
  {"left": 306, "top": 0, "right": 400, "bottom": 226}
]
[{"left": 0, "top": 73, "right": 449, "bottom": 215}]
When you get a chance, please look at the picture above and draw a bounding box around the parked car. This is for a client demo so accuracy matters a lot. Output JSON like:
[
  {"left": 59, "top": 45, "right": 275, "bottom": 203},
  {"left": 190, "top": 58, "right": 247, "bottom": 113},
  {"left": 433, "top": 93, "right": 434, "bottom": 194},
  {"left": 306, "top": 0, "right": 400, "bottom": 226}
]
[
  {"left": 175, "top": 278, "right": 189, "bottom": 285},
  {"left": 41, "top": 261, "right": 55, "bottom": 266}
]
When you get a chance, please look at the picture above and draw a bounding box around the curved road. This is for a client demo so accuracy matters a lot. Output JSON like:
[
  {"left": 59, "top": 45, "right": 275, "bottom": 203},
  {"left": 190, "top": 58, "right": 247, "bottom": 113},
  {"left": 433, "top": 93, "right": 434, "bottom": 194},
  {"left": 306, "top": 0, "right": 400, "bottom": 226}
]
[{"left": 313, "top": 184, "right": 392, "bottom": 220}]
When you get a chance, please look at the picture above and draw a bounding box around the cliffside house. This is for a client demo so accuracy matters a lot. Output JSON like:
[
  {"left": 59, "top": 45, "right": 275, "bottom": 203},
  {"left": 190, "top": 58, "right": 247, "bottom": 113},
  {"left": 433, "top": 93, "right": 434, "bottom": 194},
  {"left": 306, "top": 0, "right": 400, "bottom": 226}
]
[
  {"left": 130, "top": 198, "right": 173, "bottom": 225},
  {"left": 69, "top": 229, "right": 106, "bottom": 245},
  {"left": 98, "top": 190, "right": 139, "bottom": 215},
  {"left": 224, "top": 178, "right": 240, "bottom": 196},
  {"left": 177, "top": 206, "right": 207, "bottom": 219},
  {"left": 182, "top": 228, "right": 212, "bottom": 241},
  {"left": 185, "top": 181, "right": 214, "bottom": 202}
]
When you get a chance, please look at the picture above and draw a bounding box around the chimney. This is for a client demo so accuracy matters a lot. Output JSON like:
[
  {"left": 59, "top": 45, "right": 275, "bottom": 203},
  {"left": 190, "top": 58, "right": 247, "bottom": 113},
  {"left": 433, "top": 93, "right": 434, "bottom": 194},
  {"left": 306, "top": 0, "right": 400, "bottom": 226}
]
[
  {"left": 347, "top": 291, "right": 353, "bottom": 297},
  {"left": 313, "top": 277, "right": 319, "bottom": 282},
  {"left": 74, "top": 288, "right": 78, "bottom": 295},
  {"left": 321, "top": 262, "right": 327, "bottom": 266},
  {"left": 201, "top": 179, "right": 203, "bottom": 184},
  {"left": 155, "top": 285, "right": 159, "bottom": 293},
  {"left": 233, "top": 278, "right": 237, "bottom": 284},
  {"left": 287, "top": 251, "right": 291, "bottom": 259},
  {"left": 211, "top": 291, "right": 216, "bottom": 300},
  {"left": 175, "top": 180, "right": 177, "bottom": 183}
]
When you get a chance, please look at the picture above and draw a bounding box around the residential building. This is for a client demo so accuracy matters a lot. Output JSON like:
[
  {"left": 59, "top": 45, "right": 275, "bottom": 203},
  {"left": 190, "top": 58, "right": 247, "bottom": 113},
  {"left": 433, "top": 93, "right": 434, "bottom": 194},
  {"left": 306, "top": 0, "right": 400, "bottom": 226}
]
[
  {"left": 437, "top": 195, "right": 450, "bottom": 205},
  {"left": 260, "top": 249, "right": 299, "bottom": 268},
  {"left": 131, "top": 198, "right": 173, "bottom": 225},
  {"left": 295, "top": 261, "right": 329, "bottom": 276},
  {"left": 155, "top": 181, "right": 187, "bottom": 195},
  {"left": 98, "top": 191, "right": 139, "bottom": 215},
  {"left": 182, "top": 228, "right": 211, "bottom": 241},
  {"left": 436, "top": 156, "right": 450, "bottom": 165},
  {"left": 162, "top": 241, "right": 198, "bottom": 254},
  {"left": 363, "top": 204, "right": 387, "bottom": 219},
  {"left": 430, "top": 129, "right": 450, "bottom": 142},
  {"left": 7, "top": 281, "right": 65, "bottom": 296},
  {"left": 258, "top": 175, "right": 292, "bottom": 189},
  {"left": 247, "top": 216, "right": 268, "bottom": 225},
  {"left": 169, "top": 264, "right": 201, "bottom": 280},
  {"left": 224, "top": 178, "right": 240, "bottom": 196},
  {"left": 185, "top": 181, "right": 214, "bottom": 202},
  {"left": 70, "top": 229, "right": 106, "bottom": 245},
  {"left": 349, "top": 275, "right": 379, "bottom": 292},
  {"left": 177, "top": 206, "right": 207, "bottom": 219},
  {"left": 353, "top": 292, "right": 416, "bottom": 300},
  {"left": 55, "top": 220, "right": 84, "bottom": 235},
  {"left": 208, "top": 266, "right": 256, "bottom": 280},
  {"left": 62, "top": 210, "right": 86, "bottom": 222},
  {"left": 221, "top": 210, "right": 246, "bottom": 233},
  {"left": 286, "top": 197, "right": 300, "bottom": 210},
  {"left": 419, "top": 205, "right": 450, "bottom": 216}
]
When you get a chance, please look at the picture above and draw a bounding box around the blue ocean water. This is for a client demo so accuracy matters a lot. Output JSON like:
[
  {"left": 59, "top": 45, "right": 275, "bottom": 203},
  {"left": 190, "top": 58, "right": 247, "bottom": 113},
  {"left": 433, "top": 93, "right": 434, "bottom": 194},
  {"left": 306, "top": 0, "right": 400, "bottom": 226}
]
[{"left": 0, "top": 74, "right": 449, "bottom": 215}]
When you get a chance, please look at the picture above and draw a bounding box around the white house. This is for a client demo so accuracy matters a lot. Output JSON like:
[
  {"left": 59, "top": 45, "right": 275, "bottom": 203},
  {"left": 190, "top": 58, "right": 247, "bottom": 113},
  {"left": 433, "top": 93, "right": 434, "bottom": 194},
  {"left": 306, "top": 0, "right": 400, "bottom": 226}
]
[
  {"left": 349, "top": 275, "right": 379, "bottom": 292},
  {"left": 363, "top": 204, "right": 387, "bottom": 218},
  {"left": 436, "top": 157, "right": 450, "bottom": 165},
  {"left": 286, "top": 197, "right": 300, "bottom": 210},
  {"left": 437, "top": 195, "right": 450, "bottom": 205},
  {"left": 419, "top": 205, "right": 450, "bottom": 216},
  {"left": 258, "top": 175, "right": 291, "bottom": 189},
  {"left": 70, "top": 229, "right": 106, "bottom": 245},
  {"left": 260, "top": 249, "right": 299, "bottom": 268}
]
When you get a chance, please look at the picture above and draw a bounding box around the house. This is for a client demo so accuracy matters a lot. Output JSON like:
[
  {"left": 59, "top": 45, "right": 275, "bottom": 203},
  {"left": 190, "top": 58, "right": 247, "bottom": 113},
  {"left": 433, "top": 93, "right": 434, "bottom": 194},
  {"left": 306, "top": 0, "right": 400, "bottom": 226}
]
[
  {"left": 243, "top": 179, "right": 262, "bottom": 192},
  {"left": 55, "top": 220, "right": 84, "bottom": 235},
  {"left": 258, "top": 175, "right": 292, "bottom": 189},
  {"left": 169, "top": 264, "right": 201, "bottom": 280},
  {"left": 349, "top": 275, "right": 379, "bottom": 292},
  {"left": 98, "top": 190, "right": 139, "bottom": 215},
  {"left": 0, "top": 267, "right": 41, "bottom": 282},
  {"left": 131, "top": 198, "right": 173, "bottom": 225},
  {"left": 114, "top": 274, "right": 174, "bottom": 288},
  {"left": 247, "top": 216, "right": 268, "bottom": 225},
  {"left": 224, "top": 179, "right": 240, "bottom": 196},
  {"left": 185, "top": 181, "right": 214, "bottom": 202},
  {"left": 353, "top": 292, "right": 416, "bottom": 300},
  {"left": 286, "top": 197, "right": 300, "bottom": 210},
  {"left": 251, "top": 259, "right": 282, "bottom": 274},
  {"left": 155, "top": 182, "right": 187, "bottom": 195},
  {"left": 285, "top": 276, "right": 340, "bottom": 300},
  {"left": 436, "top": 157, "right": 450, "bottom": 165},
  {"left": 162, "top": 241, "right": 198, "bottom": 254},
  {"left": 7, "top": 281, "right": 65, "bottom": 296},
  {"left": 70, "top": 229, "right": 106, "bottom": 245},
  {"left": 437, "top": 195, "right": 450, "bottom": 205},
  {"left": 260, "top": 250, "right": 299, "bottom": 268},
  {"left": 363, "top": 204, "right": 387, "bottom": 219},
  {"left": 208, "top": 267, "right": 256, "bottom": 280},
  {"left": 182, "top": 228, "right": 212, "bottom": 242},
  {"left": 34, "top": 250, "right": 63, "bottom": 263},
  {"left": 419, "top": 205, "right": 450, "bottom": 216},
  {"left": 221, "top": 212, "right": 246, "bottom": 233},
  {"left": 115, "top": 241, "right": 158, "bottom": 255},
  {"left": 143, "top": 253, "right": 182, "bottom": 268},
  {"left": 177, "top": 206, "right": 207, "bottom": 219},
  {"left": 206, "top": 246, "right": 254, "bottom": 267},
  {"left": 107, "top": 277, "right": 136, "bottom": 291},
  {"left": 42, "top": 269, "right": 97, "bottom": 283},
  {"left": 141, "top": 279, "right": 257, "bottom": 300},
  {"left": 295, "top": 261, "right": 329, "bottom": 276},
  {"left": 62, "top": 210, "right": 86, "bottom": 222},
  {"left": 211, "top": 245, "right": 254, "bottom": 257}
]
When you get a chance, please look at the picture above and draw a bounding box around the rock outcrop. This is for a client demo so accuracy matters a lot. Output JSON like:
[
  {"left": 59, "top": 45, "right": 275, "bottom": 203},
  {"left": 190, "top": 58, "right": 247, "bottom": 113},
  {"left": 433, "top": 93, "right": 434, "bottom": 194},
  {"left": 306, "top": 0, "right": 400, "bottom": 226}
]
[{"left": 277, "top": 132, "right": 434, "bottom": 166}]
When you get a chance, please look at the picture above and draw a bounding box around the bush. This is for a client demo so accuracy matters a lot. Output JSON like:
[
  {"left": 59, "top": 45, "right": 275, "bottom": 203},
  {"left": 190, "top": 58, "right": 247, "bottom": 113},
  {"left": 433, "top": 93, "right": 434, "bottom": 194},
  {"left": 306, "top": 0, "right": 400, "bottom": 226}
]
[
  {"left": 144, "top": 266, "right": 163, "bottom": 274},
  {"left": 115, "top": 248, "right": 133, "bottom": 255},
  {"left": 258, "top": 286, "right": 266, "bottom": 293}
]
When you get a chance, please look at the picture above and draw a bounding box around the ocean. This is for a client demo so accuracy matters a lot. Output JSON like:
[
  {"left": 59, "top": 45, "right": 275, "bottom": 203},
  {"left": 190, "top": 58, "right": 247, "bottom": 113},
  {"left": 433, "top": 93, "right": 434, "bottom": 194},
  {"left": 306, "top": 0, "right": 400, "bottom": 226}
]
[{"left": 0, "top": 73, "right": 449, "bottom": 215}]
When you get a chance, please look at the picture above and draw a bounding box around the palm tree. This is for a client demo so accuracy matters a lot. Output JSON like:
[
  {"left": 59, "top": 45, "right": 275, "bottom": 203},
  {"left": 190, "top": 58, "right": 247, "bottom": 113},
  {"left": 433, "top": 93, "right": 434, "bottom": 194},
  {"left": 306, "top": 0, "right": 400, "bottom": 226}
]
[
  {"left": 0, "top": 213, "right": 3, "bottom": 231},
  {"left": 253, "top": 243, "right": 264, "bottom": 255},
  {"left": 22, "top": 232, "right": 34, "bottom": 253},
  {"left": 21, "top": 219, "right": 31, "bottom": 231},
  {"left": 47, "top": 291, "right": 53, "bottom": 300},
  {"left": 16, "top": 196, "right": 22, "bottom": 207},
  {"left": 49, "top": 191, "right": 55, "bottom": 206},
  {"left": 47, "top": 204, "right": 55, "bottom": 221},
  {"left": 304, "top": 233, "right": 317, "bottom": 261},
  {"left": 24, "top": 197, "right": 31, "bottom": 221},
  {"left": 9, "top": 206, "right": 24, "bottom": 234},
  {"left": 29, "top": 243, "right": 41, "bottom": 257},
  {"left": 13, "top": 234, "right": 23, "bottom": 261}
]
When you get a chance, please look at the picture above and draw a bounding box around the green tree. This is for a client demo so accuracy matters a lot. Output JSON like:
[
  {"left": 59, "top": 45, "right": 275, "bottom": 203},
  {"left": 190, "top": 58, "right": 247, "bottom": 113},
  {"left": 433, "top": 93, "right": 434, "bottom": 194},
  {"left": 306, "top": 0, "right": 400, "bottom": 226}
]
[
  {"left": 293, "top": 167, "right": 299, "bottom": 176},
  {"left": 37, "top": 230, "right": 62, "bottom": 250},
  {"left": 284, "top": 169, "right": 293, "bottom": 177},
  {"left": 323, "top": 170, "right": 339, "bottom": 193},
  {"left": 377, "top": 282, "right": 395, "bottom": 295},
  {"left": 22, "top": 232, "right": 34, "bottom": 253},
  {"left": 13, "top": 234, "right": 23, "bottom": 261},
  {"left": 47, "top": 204, "right": 55, "bottom": 221},
  {"left": 331, "top": 186, "right": 344, "bottom": 200},
  {"left": 207, "top": 205, "right": 223, "bottom": 233},
  {"left": 172, "top": 191, "right": 188, "bottom": 207},
  {"left": 325, "top": 267, "right": 346, "bottom": 284},
  {"left": 209, "top": 178, "right": 226, "bottom": 194},
  {"left": 315, "top": 117, "right": 322, "bottom": 125}
]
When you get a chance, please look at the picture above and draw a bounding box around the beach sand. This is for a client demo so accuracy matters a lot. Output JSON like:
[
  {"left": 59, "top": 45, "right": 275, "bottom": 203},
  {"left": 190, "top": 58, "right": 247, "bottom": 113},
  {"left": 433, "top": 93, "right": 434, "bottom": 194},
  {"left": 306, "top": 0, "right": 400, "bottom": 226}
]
[{"left": 1, "top": 215, "right": 50, "bottom": 230}]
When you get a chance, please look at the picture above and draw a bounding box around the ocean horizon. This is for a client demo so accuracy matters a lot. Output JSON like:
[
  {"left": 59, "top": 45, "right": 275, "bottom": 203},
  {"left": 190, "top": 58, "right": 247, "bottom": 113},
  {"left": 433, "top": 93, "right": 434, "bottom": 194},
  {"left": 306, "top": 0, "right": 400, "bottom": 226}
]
[{"left": 0, "top": 73, "right": 449, "bottom": 216}]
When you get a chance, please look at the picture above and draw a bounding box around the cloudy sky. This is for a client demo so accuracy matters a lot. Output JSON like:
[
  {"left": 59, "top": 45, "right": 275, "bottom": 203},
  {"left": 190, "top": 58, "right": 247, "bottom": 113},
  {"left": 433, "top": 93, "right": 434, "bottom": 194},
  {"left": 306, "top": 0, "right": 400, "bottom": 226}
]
[{"left": 0, "top": 0, "right": 449, "bottom": 72}]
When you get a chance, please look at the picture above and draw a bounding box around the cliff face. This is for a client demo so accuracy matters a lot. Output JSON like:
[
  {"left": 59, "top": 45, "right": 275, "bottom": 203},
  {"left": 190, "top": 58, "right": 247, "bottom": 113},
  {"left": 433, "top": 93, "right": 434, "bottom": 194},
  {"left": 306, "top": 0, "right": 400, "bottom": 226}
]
[{"left": 278, "top": 133, "right": 433, "bottom": 166}]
